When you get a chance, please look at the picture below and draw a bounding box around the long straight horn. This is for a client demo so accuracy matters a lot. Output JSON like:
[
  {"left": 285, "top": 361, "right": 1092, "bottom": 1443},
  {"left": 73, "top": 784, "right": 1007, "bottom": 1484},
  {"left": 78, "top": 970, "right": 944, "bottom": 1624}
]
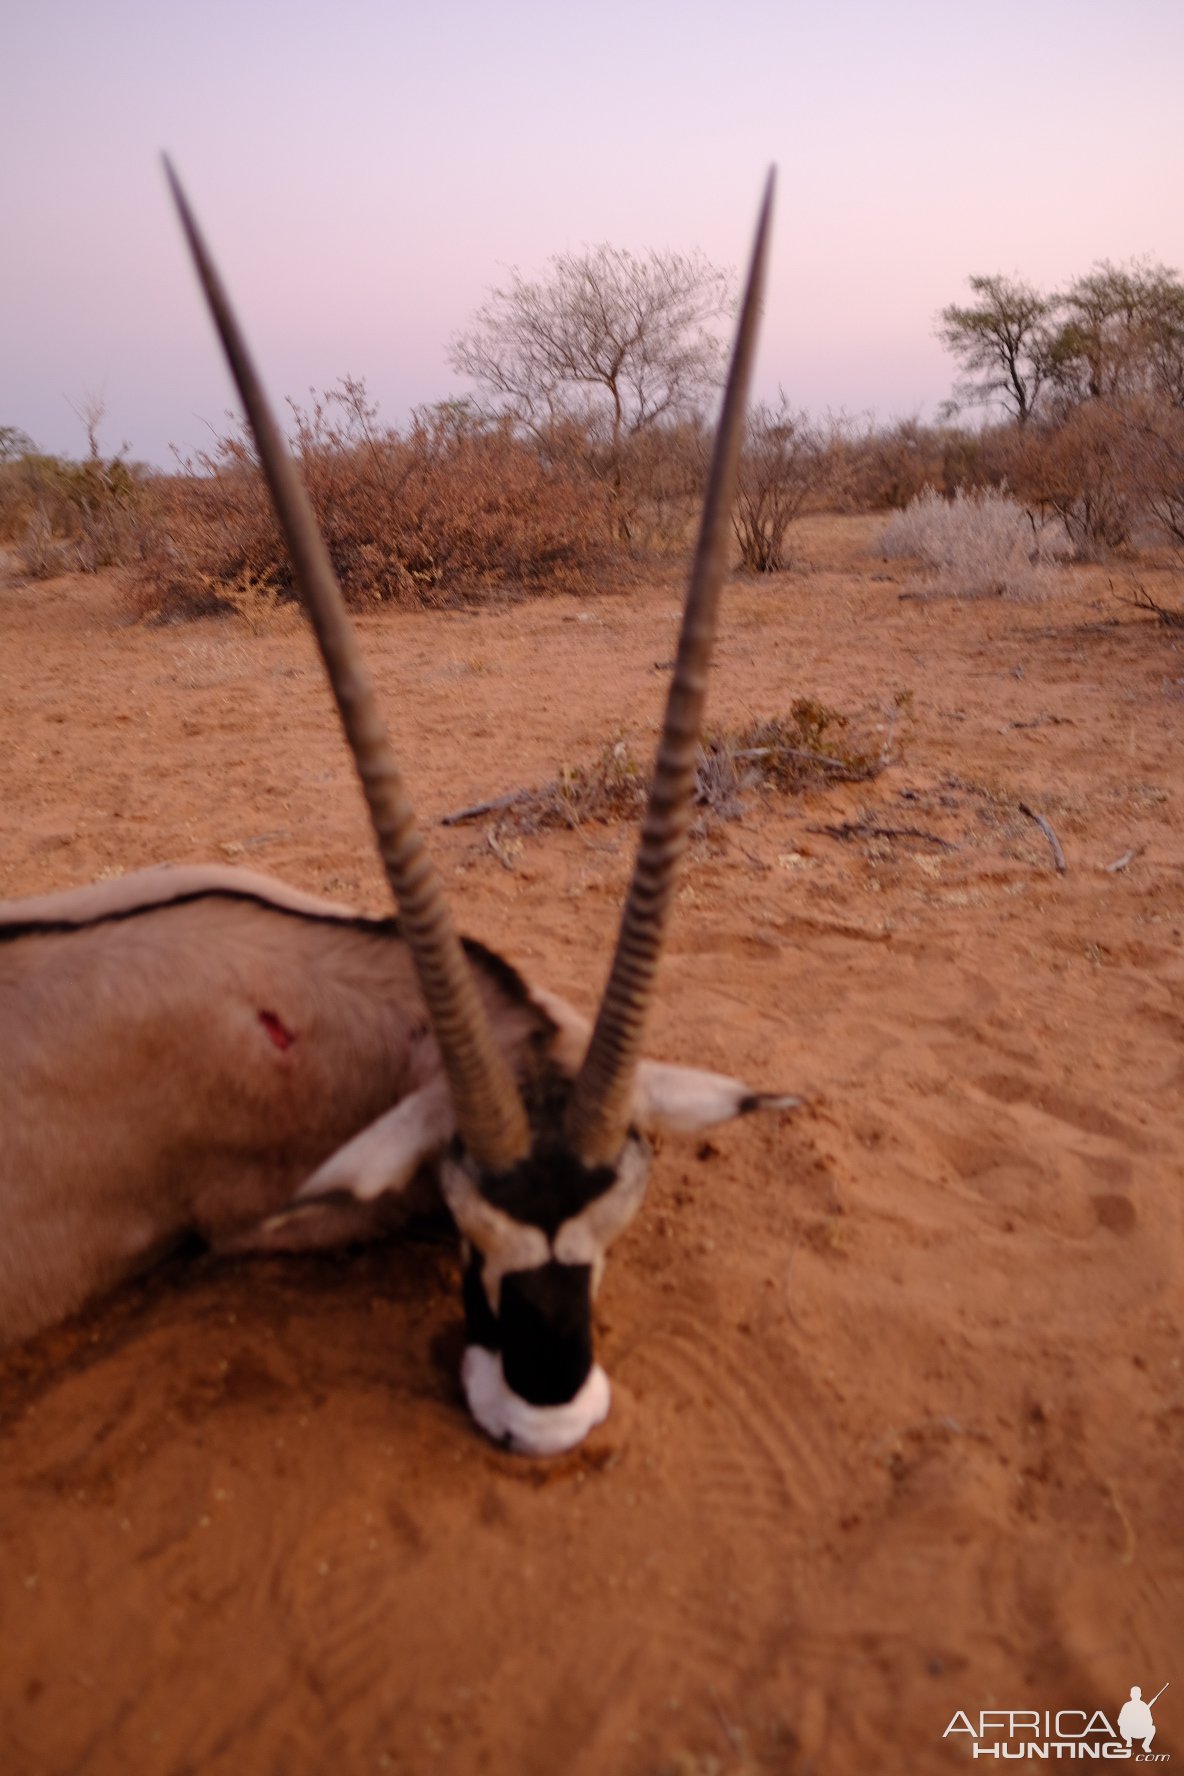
[
  {"left": 565, "top": 171, "right": 775, "bottom": 1169},
  {"left": 164, "top": 158, "right": 530, "bottom": 1174}
]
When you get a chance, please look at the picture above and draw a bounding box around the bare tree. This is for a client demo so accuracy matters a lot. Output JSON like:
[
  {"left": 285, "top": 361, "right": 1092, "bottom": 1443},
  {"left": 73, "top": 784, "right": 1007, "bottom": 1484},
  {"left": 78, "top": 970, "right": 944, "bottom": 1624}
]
[
  {"left": 937, "top": 275, "right": 1056, "bottom": 425},
  {"left": 450, "top": 245, "right": 732, "bottom": 533},
  {"left": 68, "top": 392, "right": 110, "bottom": 462}
]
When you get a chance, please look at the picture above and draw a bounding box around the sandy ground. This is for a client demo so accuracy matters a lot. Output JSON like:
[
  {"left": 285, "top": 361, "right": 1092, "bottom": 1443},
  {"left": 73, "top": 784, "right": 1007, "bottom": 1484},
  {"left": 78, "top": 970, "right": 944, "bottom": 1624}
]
[{"left": 1, "top": 516, "right": 1182, "bottom": 1775}]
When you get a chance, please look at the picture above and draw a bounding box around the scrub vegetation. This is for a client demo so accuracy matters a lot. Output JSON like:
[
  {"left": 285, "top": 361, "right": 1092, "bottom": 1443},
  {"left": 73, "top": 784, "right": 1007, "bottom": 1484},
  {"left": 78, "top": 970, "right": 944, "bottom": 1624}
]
[{"left": 3, "top": 253, "right": 1183, "bottom": 616}]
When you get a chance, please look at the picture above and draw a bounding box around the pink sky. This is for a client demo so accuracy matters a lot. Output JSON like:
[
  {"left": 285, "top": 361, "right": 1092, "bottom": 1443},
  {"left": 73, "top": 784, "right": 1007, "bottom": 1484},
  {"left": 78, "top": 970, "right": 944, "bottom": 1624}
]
[{"left": 5, "top": 0, "right": 1182, "bottom": 467}]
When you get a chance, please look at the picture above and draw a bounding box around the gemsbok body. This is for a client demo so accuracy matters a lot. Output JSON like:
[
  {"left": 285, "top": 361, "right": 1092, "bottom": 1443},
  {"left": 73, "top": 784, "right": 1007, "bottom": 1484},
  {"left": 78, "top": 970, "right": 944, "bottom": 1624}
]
[{"left": 0, "top": 165, "right": 792, "bottom": 1454}]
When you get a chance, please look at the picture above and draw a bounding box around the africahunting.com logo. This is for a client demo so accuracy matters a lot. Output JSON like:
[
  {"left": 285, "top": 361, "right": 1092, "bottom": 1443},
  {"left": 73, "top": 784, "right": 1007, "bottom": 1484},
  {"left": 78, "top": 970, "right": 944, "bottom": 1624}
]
[{"left": 943, "top": 1682, "right": 1170, "bottom": 1760}]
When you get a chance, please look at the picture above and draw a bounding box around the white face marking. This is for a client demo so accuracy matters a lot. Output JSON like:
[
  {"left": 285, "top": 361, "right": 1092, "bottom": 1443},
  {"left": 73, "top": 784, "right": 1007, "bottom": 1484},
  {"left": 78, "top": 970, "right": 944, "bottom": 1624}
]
[
  {"left": 461, "top": 1346, "right": 611, "bottom": 1456},
  {"left": 552, "top": 1137, "right": 650, "bottom": 1278}
]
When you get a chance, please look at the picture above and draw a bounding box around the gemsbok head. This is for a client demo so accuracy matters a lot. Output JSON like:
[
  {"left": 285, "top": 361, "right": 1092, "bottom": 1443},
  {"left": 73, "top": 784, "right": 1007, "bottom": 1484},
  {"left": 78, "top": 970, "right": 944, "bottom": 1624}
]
[{"left": 0, "top": 166, "right": 793, "bottom": 1455}]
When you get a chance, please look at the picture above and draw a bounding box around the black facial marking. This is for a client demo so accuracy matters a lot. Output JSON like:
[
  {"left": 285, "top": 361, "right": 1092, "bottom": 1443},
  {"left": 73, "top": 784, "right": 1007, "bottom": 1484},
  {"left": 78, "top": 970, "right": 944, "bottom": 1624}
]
[
  {"left": 462, "top": 1250, "right": 500, "bottom": 1353},
  {"left": 469, "top": 1140, "right": 620, "bottom": 1241},
  {"left": 499, "top": 1261, "right": 594, "bottom": 1407}
]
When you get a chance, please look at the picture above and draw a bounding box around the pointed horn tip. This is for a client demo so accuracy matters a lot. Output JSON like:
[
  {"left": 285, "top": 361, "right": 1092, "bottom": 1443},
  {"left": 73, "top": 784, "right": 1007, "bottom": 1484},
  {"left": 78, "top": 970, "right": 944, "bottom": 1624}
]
[
  {"left": 160, "top": 152, "right": 183, "bottom": 203},
  {"left": 742, "top": 168, "right": 775, "bottom": 297},
  {"left": 162, "top": 154, "right": 534, "bottom": 1164},
  {"left": 161, "top": 155, "right": 199, "bottom": 246},
  {"left": 561, "top": 170, "right": 777, "bottom": 1153},
  {"left": 750, "top": 169, "right": 776, "bottom": 277}
]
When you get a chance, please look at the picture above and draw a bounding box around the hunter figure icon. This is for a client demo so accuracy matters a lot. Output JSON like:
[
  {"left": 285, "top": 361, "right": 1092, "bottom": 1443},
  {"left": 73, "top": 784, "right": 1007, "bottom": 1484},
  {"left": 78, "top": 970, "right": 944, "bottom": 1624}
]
[{"left": 1118, "top": 1682, "right": 1168, "bottom": 1751}]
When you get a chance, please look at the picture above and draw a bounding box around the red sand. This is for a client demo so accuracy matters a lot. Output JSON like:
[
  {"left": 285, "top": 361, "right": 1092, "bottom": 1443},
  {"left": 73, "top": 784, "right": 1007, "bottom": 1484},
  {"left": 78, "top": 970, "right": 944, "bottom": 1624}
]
[{"left": 1, "top": 517, "right": 1181, "bottom": 1774}]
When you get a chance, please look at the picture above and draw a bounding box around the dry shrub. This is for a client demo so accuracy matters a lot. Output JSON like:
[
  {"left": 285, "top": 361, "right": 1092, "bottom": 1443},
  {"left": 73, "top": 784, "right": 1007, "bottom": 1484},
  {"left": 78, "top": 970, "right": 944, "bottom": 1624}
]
[
  {"left": 1119, "top": 398, "right": 1184, "bottom": 551},
  {"left": 132, "top": 382, "right": 614, "bottom": 619},
  {"left": 721, "top": 699, "right": 886, "bottom": 789},
  {"left": 826, "top": 419, "right": 1009, "bottom": 513},
  {"left": 13, "top": 507, "right": 80, "bottom": 579},
  {"left": 1, "top": 452, "right": 141, "bottom": 576},
  {"left": 733, "top": 401, "right": 827, "bottom": 571},
  {"left": 1007, "top": 404, "right": 1135, "bottom": 556},
  {"left": 880, "top": 486, "right": 1067, "bottom": 598},
  {"left": 614, "top": 420, "right": 708, "bottom": 552},
  {"left": 476, "top": 699, "right": 883, "bottom": 842},
  {"left": 1041, "top": 394, "right": 1184, "bottom": 555},
  {"left": 505, "top": 740, "right": 648, "bottom": 832},
  {"left": 129, "top": 470, "right": 265, "bottom": 619},
  {"left": 530, "top": 415, "right": 708, "bottom": 554},
  {"left": 827, "top": 418, "right": 936, "bottom": 512},
  {"left": 0, "top": 460, "right": 38, "bottom": 544},
  {"left": 214, "top": 567, "right": 300, "bottom": 635}
]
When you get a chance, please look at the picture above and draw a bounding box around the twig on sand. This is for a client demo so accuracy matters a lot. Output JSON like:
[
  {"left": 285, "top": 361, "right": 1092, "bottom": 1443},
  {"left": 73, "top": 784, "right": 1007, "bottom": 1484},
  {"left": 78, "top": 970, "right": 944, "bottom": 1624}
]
[
  {"left": 1018, "top": 802, "right": 1067, "bottom": 874},
  {"left": 709, "top": 1689, "right": 745, "bottom": 1754},
  {"left": 809, "top": 821, "right": 957, "bottom": 852},
  {"left": 1124, "top": 583, "right": 1184, "bottom": 628},
  {"left": 440, "top": 789, "right": 532, "bottom": 826},
  {"left": 1102, "top": 1477, "right": 1138, "bottom": 1565},
  {"left": 1104, "top": 844, "right": 1144, "bottom": 874}
]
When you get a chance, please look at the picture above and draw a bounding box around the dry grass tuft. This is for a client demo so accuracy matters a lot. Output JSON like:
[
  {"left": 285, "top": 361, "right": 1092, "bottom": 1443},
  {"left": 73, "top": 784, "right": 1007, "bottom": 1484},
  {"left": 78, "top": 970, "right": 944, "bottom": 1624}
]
[
  {"left": 510, "top": 740, "right": 649, "bottom": 832},
  {"left": 719, "top": 698, "right": 887, "bottom": 791},
  {"left": 459, "top": 698, "right": 886, "bottom": 845},
  {"left": 214, "top": 567, "right": 301, "bottom": 635}
]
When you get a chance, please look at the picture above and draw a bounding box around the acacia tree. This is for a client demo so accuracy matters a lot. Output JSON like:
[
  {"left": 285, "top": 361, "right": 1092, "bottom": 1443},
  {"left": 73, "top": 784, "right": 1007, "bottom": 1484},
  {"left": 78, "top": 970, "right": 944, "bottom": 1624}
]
[
  {"left": 937, "top": 275, "right": 1056, "bottom": 425},
  {"left": 1050, "top": 260, "right": 1184, "bottom": 407},
  {"left": 449, "top": 244, "right": 732, "bottom": 535}
]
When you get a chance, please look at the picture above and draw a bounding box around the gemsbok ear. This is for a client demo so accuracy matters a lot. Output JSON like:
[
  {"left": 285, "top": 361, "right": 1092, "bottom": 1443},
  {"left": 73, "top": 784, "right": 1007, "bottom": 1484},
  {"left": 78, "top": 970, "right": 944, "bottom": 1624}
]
[
  {"left": 295, "top": 1079, "right": 456, "bottom": 1203},
  {"left": 633, "top": 1063, "right": 803, "bottom": 1136},
  {"left": 527, "top": 986, "right": 802, "bottom": 1136}
]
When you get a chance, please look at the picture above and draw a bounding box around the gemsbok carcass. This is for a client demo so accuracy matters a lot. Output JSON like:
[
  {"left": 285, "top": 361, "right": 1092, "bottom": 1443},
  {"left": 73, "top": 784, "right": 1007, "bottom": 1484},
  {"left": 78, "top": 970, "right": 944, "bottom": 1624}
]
[{"left": 0, "top": 165, "right": 795, "bottom": 1454}]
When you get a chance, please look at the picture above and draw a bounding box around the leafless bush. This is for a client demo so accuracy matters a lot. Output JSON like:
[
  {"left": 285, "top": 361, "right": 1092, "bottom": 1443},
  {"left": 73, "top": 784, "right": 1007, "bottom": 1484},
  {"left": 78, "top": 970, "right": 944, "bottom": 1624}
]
[
  {"left": 827, "top": 417, "right": 934, "bottom": 511},
  {"left": 0, "top": 459, "right": 37, "bottom": 542},
  {"left": 733, "top": 398, "right": 826, "bottom": 571},
  {"left": 215, "top": 567, "right": 300, "bottom": 634},
  {"left": 880, "top": 486, "right": 1067, "bottom": 598}
]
